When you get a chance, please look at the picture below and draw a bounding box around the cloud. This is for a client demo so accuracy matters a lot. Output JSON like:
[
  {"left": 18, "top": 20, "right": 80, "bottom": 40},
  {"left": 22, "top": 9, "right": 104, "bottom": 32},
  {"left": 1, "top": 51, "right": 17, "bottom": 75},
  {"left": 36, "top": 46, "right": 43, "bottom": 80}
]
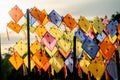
[{"left": 61, "top": 0, "right": 120, "bottom": 20}]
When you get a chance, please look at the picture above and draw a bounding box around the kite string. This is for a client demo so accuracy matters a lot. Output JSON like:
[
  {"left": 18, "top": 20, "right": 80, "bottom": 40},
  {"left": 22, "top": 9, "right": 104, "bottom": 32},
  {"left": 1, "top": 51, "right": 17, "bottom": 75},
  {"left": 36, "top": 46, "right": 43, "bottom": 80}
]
[{"left": 6, "top": 27, "right": 10, "bottom": 40}]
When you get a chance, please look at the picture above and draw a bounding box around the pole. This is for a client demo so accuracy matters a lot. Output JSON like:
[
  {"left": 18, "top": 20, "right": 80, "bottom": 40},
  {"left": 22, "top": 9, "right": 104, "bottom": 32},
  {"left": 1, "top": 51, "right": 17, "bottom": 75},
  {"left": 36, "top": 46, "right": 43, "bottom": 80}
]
[
  {"left": 116, "top": 50, "right": 119, "bottom": 79},
  {"left": 73, "top": 36, "right": 76, "bottom": 79},
  {"left": 27, "top": 9, "right": 31, "bottom": 79},
  {"left": 0, "top": 32, "right": 1, "bottom": 79}
]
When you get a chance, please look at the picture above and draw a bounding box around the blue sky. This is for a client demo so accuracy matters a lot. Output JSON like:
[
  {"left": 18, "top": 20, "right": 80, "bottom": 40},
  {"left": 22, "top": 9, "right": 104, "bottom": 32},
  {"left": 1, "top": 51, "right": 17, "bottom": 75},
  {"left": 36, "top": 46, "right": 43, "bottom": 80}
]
[{"left": 0, "top": 0, "right": 120, "bottom": 32}]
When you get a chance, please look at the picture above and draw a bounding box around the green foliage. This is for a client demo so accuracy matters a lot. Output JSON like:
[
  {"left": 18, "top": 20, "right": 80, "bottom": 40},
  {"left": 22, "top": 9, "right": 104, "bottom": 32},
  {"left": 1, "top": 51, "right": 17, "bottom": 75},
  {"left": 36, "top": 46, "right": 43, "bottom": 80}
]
[
  {"left": 111, "top": 12, "right": 120, "bottom": 23},
  {"left": 1, "top": 53, "right": 23, "bottom": 80}
]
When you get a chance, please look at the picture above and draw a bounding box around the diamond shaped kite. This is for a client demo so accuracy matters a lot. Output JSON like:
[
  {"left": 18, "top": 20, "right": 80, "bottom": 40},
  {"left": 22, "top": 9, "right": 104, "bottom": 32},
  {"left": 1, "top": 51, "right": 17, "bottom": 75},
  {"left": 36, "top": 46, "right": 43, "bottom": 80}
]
[
  {"left": 41, "top": 9, "right": 49, "bottom": 25},
  {"left": 49, "top": 26, "right": 63, "bottom": 40},
  {"left": 65, "top": 53, "right": 78, "bottom": 73},
  {"left": 106, "top": 58, "right": 118, "bottom": 80},
  {"left": 32, "top": 49, "right": 50, "bottom": 72},
  {"left": 63, "top": 14, "right": 77, "bottom": 30},
  {"left": 14, "top": 39, "right": 27, "bottom": 56},
  {"left": 49, "top": 52, "right": 64, "bottom": 73},
  {"left": 107, "top": 20, "right": 118, "bottom": 37},
  {"left": 35, "top": 25, "right": 47, "bottom": 39},
  {"left": 48, "top": 10, "right": 62, "bottom": 27},
  {"left": 58, "top": 34, "right": 72, "bottom": 58},
  {"left": 9, "top": 5, "right": 24, "bottom": 23},
  {"left": 82, "top": 37, "right": 99, "bottom": 59},
  {"left": 88, "top": 50, "right": 104, "bottom": 78},
  {"left": 7, "top": 21, "right": 22, "bottom": 33},
  {"left": 79, "top": 53, "right": 90, "bottom": 74},
  {"left": 65, "top": 53, "right": 74, "bottom": 73},
  {"left": 30, "top": 7, "right": 46, "bottom": 24},
  {"left": 96, "top": 32, "right": 106, "bottom": 42},
  {"left": 9, "top": 52, "right": 24, "bottom": 70},
  {"left": 93, "top": 17, "right": 105, "bottom": 34},
  {"left": 88, "top": 57, "right": 105, "bottom": 80},
  {"left": 75, "top": 29, "right": 87, "bottom": 43},
  {"left": 99, "top": 36, "right": 116, "bottom": 60},
  {"left": 78, "top": 16, "right": 90, "bottom": 32},
  {"left": 30, "top": 40, "right": 40, "bottom": 54},
  {"left": 32, "top": 51, "right": 42, "bottom": 70},
  {"left": 41, "top": 32, "right": 57, "bottom": 51}
]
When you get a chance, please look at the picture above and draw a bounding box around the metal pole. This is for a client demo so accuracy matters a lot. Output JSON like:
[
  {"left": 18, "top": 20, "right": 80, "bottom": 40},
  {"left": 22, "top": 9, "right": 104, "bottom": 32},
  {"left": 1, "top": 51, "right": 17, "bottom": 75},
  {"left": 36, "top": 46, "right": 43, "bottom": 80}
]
[
  {"left": 27, "top": 9, "right": 31, "bottom": 79},
  {"left": 73, "top": 36, "right": 76, "bottom": 79}
]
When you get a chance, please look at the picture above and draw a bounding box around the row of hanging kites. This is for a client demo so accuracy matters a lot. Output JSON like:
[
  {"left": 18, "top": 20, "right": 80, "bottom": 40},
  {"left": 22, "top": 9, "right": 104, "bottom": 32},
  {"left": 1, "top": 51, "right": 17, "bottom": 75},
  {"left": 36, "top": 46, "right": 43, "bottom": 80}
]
[{"left": 7, "top": 5, "right": 120, "bottom": 80}]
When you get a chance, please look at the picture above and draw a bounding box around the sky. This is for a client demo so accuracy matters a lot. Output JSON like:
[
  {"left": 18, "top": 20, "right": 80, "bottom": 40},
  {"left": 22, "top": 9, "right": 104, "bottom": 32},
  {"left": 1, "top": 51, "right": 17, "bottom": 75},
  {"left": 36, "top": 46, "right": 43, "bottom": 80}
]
[
  {"left": 0, "top": 0, "right": 120, "bottom": 32},
  {"left": 0, "top": 0, "right": 120, "bottom": 54}
]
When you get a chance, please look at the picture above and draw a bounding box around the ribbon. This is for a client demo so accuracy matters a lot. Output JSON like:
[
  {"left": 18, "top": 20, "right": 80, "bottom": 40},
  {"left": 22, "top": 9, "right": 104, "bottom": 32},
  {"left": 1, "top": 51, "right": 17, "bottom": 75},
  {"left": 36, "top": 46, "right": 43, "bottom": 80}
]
[
  {"left": 48, "top": 67, "right": 51, "bottom": 78},
  {"left": 39, "top": 70, "right": 41, "bottom": 75},
  {"left": 6, "top": 27, "right": 10, "bottom": 40},
  {"left": 51, "top": 66, "right": 54, "bottom": 76},
  {"left": 64, "top": 64, "right": 67, "bottom": 78},
  {"left": 88, "top": 71, "right": 91, "bottom": 80},
  {"left": 23, "top": 64, "right": 27, "bottom": 76},
  {"left": 105, "top": 70, "right": 110, "bottom": 80},
  {"left": 22, "top": 29, "right": 27, "bottom": 40},
  {"left": 78, "top": 64, "right": 82, "bottom": 78},
  {"left": 35, "top": 35, "right": 38, "bottom": 41}
]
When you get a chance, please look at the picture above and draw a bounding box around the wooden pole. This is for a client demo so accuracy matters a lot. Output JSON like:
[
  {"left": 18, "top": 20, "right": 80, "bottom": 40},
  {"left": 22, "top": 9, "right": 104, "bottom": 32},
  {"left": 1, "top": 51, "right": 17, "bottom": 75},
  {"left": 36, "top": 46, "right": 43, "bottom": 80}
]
[
  {"left": 73, "top": 36, "right": 76, "bottom": 79},
  {"left": 27, "top": 9, "right": 31, "bottom": 79},
  {"left": 0, "top": 32, "right": 1, "bottom": 79}
]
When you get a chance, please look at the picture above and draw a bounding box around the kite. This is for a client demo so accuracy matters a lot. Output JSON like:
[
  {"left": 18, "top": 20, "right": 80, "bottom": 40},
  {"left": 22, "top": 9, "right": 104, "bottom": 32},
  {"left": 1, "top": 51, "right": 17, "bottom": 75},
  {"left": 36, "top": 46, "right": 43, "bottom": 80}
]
[
  {"left": 9, "top": 52, "right": 24, "bottom": 70},
  {"left": 82, "top": 36, "right": 99, "bottom": 59},
  {"left": 63, "top": 14, "right": 77, "bottom": 30},
  {"left": 41, "top": 32, "right": 57, "bottom": 51},
  {"left": 13, "top": 39, "right": 27, "bottom": 56},
  {"left": 7, "top": 21, "right": 22, "bottom": 33},
  {"left": 48, "top": 10, "right": 62, "bottom": 27},
  {"left": 9, "top": 5, "right": 24, "bottom": 23}
]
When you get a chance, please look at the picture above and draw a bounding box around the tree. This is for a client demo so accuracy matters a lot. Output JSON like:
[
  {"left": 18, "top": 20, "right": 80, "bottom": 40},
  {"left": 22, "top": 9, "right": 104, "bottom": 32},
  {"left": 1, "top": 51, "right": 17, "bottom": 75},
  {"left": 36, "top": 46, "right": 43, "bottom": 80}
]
[
  {"left": 1, "top": 53, "right": 23, "bottom": 80},
  {"left": 111, "top": 12, "right": 120, "bottom": 23}
]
